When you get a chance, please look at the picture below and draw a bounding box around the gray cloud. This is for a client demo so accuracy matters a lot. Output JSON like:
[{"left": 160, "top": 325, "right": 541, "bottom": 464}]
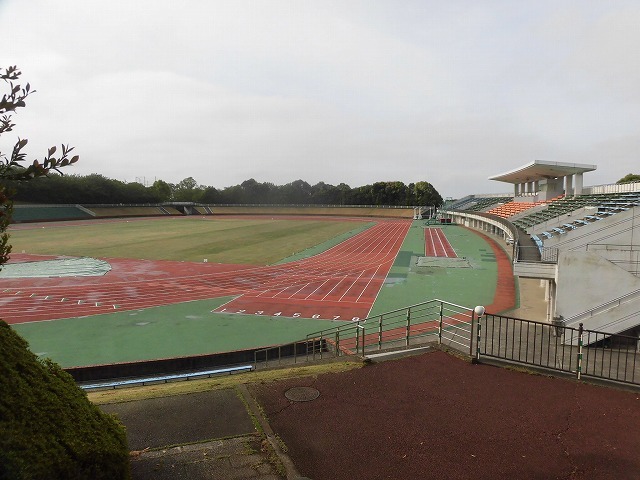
[{"left": 1, "top": 0, "right": 639, "bottom": 199}]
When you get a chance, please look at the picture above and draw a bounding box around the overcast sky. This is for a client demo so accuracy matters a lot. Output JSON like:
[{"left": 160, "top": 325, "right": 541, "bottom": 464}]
[{"left": 1, "top": 1, "right": 639, "bottom": 199}]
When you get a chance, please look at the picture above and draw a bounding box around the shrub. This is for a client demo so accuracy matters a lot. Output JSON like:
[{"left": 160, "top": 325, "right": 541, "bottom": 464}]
[{"left": 0, "top": 321, "right": 130, "bottom": 479}]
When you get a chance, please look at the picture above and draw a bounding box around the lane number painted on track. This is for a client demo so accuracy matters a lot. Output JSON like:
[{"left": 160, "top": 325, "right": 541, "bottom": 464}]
[{"left": 214, "top": 308, "right": 360, "bottom": 321}]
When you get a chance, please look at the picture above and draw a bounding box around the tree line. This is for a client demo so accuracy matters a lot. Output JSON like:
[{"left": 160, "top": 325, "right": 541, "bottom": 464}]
[{"left": 9, "top": 174, "right": 443, "bottom": 207}]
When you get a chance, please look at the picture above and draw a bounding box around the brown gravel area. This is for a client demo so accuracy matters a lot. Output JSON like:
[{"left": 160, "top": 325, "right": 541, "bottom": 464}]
[{"left": 251, "top": 350, "right": 640, "bottom": 480}]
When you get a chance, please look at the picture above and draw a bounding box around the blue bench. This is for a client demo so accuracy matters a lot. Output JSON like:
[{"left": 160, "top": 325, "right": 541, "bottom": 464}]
[
  {"left": 80, "top": 364, "right": 254, "bottom": 391},
  {"left": 530, "top": 235, "right": 544, "bottom": 253}
]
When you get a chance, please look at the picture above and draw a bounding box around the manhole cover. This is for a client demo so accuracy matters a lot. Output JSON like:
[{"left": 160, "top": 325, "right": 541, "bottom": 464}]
[{"left": 285, "top": 386, "right": 320, "bottom": 402}]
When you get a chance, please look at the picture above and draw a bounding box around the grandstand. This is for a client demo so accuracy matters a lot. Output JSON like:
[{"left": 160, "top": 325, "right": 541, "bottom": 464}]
[{"left": 442, "top": 160, "right": 640, "bottom": 342}]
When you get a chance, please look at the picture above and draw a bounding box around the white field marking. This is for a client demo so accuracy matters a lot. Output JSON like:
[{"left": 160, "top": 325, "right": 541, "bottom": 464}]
[
  {"left": 4, "top": 220, "right": 412, "bottom": 322},
  {"left": 256, "top": 273, "right": 322, "bottom": 298},
  {"left": 440, "top": 228, "right": 453, "bottom": 257},
  {"left": 285, "top": 282, "right": 312, "bottom": 299},
  {"left": 290, "top": 221, "right": 407, "bottom": 271},
  {"left": 210, "top": 296, "right": 243, "bottom": 313},
  {"left": 436, "top": 228, "right": 457, "bottom": 258},
  {"left": 355, "top": 221, "right": 412, "bottom": 319},
  {"left": 321, "top": 275, "right": 350, "bottom": 301},
  {"left": 255, "top": 284, "right": 288, "bottom": 298},
  {"left": 429, "top": 229, "right": 438, "bottom": 256},
  {"left": 339, "top": 269, "right": 367, "bottom": 302},
  {"left": 436, "top": 231, "right": 449, "bottom": 257},
  {"left": 355, "top": 265, "right": 382, "bottom": 303},
  {"left": 305, "top": 277, "right": 333, "bottom": 300}
]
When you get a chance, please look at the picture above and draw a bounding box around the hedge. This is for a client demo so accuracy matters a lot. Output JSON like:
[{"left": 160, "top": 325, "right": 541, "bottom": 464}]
[{"left": 0, "top": 321, "right": 130, "bottom": 479}]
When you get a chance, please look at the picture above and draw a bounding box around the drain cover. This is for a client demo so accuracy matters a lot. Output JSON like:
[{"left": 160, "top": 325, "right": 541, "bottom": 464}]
[{"left": 285, "top": 386, "right": 320, "bottom": 402}]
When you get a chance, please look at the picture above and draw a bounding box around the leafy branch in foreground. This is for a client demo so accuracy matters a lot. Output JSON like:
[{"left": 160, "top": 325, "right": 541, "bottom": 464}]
[{"left": 0, "top": 65, "right": 79, "bottom": 264}]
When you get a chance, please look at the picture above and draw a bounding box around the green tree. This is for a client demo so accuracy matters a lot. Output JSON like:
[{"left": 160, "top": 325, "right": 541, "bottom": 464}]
[
  {"left": 281, "top": 179, "right": 312, "bottom": 204},
  {"left": 150, "top": 179, "right": 173, "bottom": 201},
  {"left": 199, "top": 186, "right": 220, "bottom": 203},
  {"left": 0, "top": 66, "right": 130, "bottom": 479},
  {"left": 413, "top": 181, "right": 443, "bottom": 207},
  {"left": 1, "top": 323, "right": 130, "bottom": 479},
  {"left": 0, "top": 66, "right": 78, "bottom": 263},
  {"left": 617, "top": 173, "right": 640, "bottom": 184},
  {"left": 240, "top": 178, "right": 275, "bottom": 204},
  {"left": 173, "top": 176, "right": 204, "bottom": 202}
]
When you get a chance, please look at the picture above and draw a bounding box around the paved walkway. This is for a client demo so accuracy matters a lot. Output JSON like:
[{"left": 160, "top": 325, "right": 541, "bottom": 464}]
[
  {"left": 100, "top": 349, "right": 640, "bottom": 480},
  {"left": 100, "top": 388, "right": 294, "bottom": 480}
]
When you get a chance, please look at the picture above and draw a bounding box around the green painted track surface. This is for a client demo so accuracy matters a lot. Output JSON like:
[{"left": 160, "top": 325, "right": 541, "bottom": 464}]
[
  {"left": 13, "top": 298, "right": 340, "bottom": 368},
  {"left": 368, "top": 223, "right": 498, "bottom": 316},
  {"left": 12, "top": 220, "right": 504, "bottom": 367}
]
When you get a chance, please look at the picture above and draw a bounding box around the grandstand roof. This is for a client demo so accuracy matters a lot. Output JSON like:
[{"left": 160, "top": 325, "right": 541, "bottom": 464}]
[{"left": 489, "top": 160, "right": 597, "bottom": 184}]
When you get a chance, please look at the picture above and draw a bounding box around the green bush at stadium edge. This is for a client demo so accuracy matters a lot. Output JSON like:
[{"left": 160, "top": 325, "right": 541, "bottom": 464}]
[{"left": 0, "top": 320, "right": 130, "bottom": 479}]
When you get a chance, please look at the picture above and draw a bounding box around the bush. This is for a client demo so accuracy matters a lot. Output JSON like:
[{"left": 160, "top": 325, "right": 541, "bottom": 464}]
[{"left": 0, "top": 321, "right": 130, "bottom": 479}]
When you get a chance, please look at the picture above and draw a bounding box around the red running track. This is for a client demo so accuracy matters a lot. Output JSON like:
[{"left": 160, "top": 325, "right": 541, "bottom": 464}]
[
  {"left": 0, "top": 219, "right": 411, "bottom": 324},
  {"left": 424, "top": 227, "right": 457, "bottom": 258}
]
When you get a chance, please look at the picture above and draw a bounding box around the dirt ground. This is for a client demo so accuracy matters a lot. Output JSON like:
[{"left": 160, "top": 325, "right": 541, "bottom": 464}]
[{"left": 251, "top": 350, "right": 640, "bottom": 480}]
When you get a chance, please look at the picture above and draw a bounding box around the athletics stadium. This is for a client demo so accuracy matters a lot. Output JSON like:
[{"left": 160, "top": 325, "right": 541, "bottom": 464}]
[{"left": 2, "top": 160, "right": 640, "bottom": 389}]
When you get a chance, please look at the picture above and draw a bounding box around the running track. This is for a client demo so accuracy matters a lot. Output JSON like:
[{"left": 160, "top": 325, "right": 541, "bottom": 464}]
[
  {"left": 0, "top": 219, "right": 411, "bottom": 324},
  {"left": 424, "top": 227, "right": 457, "bottom": 257}
]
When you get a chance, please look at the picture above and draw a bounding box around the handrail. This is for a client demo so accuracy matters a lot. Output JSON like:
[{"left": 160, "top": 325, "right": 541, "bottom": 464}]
[
  {"left": 303, "top": 298, "right": 473, "bottom": 340},
  {"left": 254, "top": 299, "right": 475, "bottom": 368},
  {"left": 549, "top": 214, "right": 637, "bottom": 250},
  {"left": 515, "top": 246, "right": 558, "bottom": 264},
  {"left": 563, "top": 288, "right": 640, "bottom": 325},
  {"left": 80, "top": 365, "right": 254, "bottom": 390}
]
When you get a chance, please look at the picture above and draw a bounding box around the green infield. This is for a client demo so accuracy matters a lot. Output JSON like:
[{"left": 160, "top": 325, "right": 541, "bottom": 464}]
[
  {"left": 368, "top": 223, "right": 500, "bottom": 316},
  {"left": 9, "top": 217, "right": 370, "bottom": 264},
  {"left": 12, "top": 298, "right": 338, "bottom": 368}
]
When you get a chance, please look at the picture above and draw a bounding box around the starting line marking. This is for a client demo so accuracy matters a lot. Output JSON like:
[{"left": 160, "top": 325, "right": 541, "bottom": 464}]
[{"left": 214, "top": 307, "right": 360, "bottom": 321}]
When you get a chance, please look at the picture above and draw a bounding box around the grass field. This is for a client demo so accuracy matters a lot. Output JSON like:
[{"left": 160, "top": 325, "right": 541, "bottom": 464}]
[{"left": 9, "top": 217, "right": 372, "bottom": 264}]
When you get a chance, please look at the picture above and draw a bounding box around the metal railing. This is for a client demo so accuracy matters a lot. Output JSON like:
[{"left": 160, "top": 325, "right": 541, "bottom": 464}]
[
  {"left": 253, "top": 299, "right": 476, "bottom": 368},
  {"left": 563, "top": 289, "right": 640, "bottom": 328},
  {"left": 478, "top": 314, "right": 639, "bottom": 386},
  {"left": 254, "top": 301, "right": 640, "bottom": 388},
  {"left": 515, "top": 245, "right": 559, "bottom": 263}
]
